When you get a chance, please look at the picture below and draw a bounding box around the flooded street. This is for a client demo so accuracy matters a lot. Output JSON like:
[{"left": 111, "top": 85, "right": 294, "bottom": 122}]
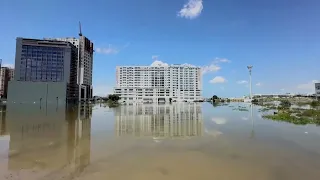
[{"left": 1, "top": 102, "right": 320, "bottom": 180}]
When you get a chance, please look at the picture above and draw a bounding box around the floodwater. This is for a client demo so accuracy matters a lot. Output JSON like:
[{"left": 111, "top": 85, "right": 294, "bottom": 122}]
[{"left": 1, "top": 102, "right": 320, "bottom": 180}]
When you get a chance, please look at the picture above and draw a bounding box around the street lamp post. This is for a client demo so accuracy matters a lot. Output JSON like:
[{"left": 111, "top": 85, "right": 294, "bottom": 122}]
[{"left": 247, "top": 66, "right": 253, "bottom": 99}]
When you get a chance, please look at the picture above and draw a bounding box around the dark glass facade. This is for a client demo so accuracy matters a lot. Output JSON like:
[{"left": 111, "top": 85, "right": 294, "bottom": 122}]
[{"left": 20, "top": 45, "right": 64, "bottom": 82}]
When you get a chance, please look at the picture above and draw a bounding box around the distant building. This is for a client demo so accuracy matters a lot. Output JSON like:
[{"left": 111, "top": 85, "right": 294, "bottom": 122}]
[
  {"left": 9, "top": 68, "right": 14, "bottom": 80},
  {"left": 0, "top": 67, "right": 14, "bottom": 98},
  {"left": 0, "top": 106, "right": 7, "bottom": 136},
  {"left": 44, "top": 35, "right": 94, "bottom": 101},
  {"left": 7, "top": 38, "right": 79, "bottom": 104},
  {"left": 114, "top": 63, "right": 202, "bottom": 103},
  {"left": 316, "top": 83, "right": 320, "bottom": 100}
]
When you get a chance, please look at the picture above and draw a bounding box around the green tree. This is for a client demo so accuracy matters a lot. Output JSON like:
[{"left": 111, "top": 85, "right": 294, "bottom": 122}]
[
  {"left": 310, "top": 101, "right": 320, "bottom": 108},
  {"left": 212, "top": 95, "right": 218, "bottom": 101},
  {"left": 107, "top": 94, "right": 120, "bottom": 101}
]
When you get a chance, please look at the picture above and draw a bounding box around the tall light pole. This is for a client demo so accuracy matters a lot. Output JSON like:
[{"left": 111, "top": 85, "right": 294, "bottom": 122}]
[{"left": 247, "top": 66, "right": 253, "bottom": 99}]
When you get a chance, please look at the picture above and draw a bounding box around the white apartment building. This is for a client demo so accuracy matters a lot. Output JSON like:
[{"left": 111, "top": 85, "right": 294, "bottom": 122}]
[{"left": 114, "top": 63, "right": 202, "bottom": 103}]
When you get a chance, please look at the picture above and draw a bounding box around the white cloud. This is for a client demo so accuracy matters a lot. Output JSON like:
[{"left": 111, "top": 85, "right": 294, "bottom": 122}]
[
  {"left": 212, "top": 117, "right": 227, "bottom": 125},
  {"left": 201, "top": 64, "right": 221, "bottom": 74},
  {"left": 152, "top": 55, "right": 159, "bottom": 60},
  {"left": 151, "top": 56, "right": 198, "bottom": 67},
  {"left": 214, "top": 58, "right": 231, "bottom": 63},
  {"left": 297, "top": 80, "right": 319, "bottom": 93},
  {"left": 150, "top": 55, "right": 169, "bottom": 67},
  {"left": 204, "top": 129, "right": 223, "bottom": 137},
  {"left": 237, "top": 80, "right": 248, "bottom": 84},
  {"left": 256, "top": 82, "right": 262, "bottom": 86},
  {"left": 181, "top": 63, "right": 196, "bottom": 67},
  {"left": 1, "top": 63, "right": 14, "bottom": 68},
  {"left": 151, "top": 60, "right": 169, "bottom": 67},
  {"left": 95, "top": 45, "right": 119, "bottom": 54},
  {"left": 201, "top": 58, "right": 230, "bottom": 75},
  {"left": 210, "top": 76, "right": 227, "bottom": 84},
  {"left": 96, "top": 42, "right": 130, "bottom": 55},
  {"left": 177, "top": 0, "right": 203, "bottom": 19},
  {"left": 241, "top": 117, "right": 249, "bottom": 121}
]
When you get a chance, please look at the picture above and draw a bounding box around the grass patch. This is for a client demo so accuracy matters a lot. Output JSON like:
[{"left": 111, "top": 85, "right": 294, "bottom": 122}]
[
  {"left": 262, "top": 109, "right": 320, "bottom": 125},
  {"left": 300, "top": 109, "right": 320, "bottom": 117},
  {"left": 262, "top": 113, "right": 313, "bottom": 125}
]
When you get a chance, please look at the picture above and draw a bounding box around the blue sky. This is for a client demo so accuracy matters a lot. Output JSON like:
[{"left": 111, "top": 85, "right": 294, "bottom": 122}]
[{"left": 1, "top": 0, "right": 319, "bottom": 97}]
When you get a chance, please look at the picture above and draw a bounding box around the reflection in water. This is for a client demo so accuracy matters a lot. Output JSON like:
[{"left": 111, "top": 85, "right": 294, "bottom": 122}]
[
  {"left": 1, "top": 103, "right": 320, "bottom": 180},
  {"left": 211, "top": 117, "right": 227, "bottom": 125},
  {"left": 0, "top": 106, "right": 7, "bottom": 136},
  {"left": 5, "top": 104, "right": 92, "bottom": 178},
  {"left": 114, "top": 103, "right": 203, "bottom": 139},
  {"left": 250, "top": 104, "right": 255, "bottom": 139}
]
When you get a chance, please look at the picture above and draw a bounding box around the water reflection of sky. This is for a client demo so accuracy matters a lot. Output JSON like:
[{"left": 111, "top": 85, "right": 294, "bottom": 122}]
[
  {"left": 203, "top": 102, "right": 320, "bottom": 154},
  {"left": 0, "top": 102, "right": 320, "bottom": 179}
]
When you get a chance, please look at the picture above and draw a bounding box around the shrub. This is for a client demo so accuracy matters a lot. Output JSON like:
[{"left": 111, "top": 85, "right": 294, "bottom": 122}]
[{"left": 279, "top": 100, "right": 291, "bottom": 109}]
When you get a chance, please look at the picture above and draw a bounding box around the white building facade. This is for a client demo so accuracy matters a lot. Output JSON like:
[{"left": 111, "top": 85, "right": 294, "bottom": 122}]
[
  {"left": 316, "top": 83, "right": 320, "bottom": 100},
  {"left": 114, "top": 63, "right": 202, "bottom": 103}
]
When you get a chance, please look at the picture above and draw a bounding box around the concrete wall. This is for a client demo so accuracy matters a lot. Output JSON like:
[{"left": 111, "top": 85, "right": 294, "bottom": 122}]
[{"left": 7, "top": 81, "right": 67, "bottom": 105}]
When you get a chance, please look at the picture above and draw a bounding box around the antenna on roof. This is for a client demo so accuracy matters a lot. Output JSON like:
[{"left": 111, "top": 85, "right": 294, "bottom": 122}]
[{"left": 79, "top": 21, "right": 82, "bottom": 36}]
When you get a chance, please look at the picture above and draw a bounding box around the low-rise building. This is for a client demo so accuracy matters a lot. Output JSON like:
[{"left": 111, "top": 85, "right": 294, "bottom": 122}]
[
  {"left": 9, "top": 68, "right": 14, "bottom": 80},
  {"left": 0, "top": 67, "right": 14, "bottom": 98}
]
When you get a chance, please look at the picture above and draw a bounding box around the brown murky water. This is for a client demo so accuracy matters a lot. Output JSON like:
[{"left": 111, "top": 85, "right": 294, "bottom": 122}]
[{"left": 1, "top": 103, "right": 320, "bottom": 180}]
